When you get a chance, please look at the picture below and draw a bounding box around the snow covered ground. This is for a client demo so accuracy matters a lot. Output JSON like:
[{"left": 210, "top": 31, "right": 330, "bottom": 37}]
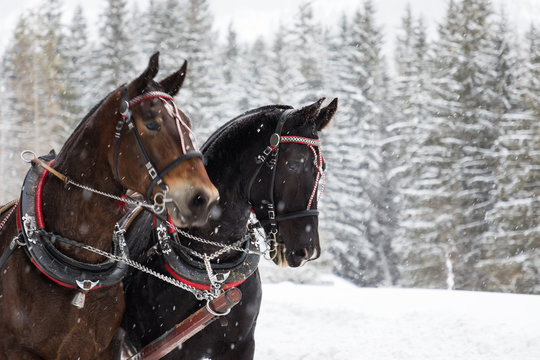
[{"left": 255, "top": 276, "right": 540, "bottom": 360}]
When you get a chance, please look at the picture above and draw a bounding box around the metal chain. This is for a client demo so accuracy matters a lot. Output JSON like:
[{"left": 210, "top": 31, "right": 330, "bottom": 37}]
[
  {"left": 65, "top": 179, "right": 159, "bottom": 213},
  {"left": 37, "top": 228, "right": 215, "bottom": 301},
  {"left": 21, "top": 150, "right": 161, "bottom": 214},
  {"left": 173, "top": 227, "right": 249, "bottom": 253},
  {"left": 168, "top": 212, "right": 270, "bottom": 258},
  {"left": 171, "top": 236, "right": 250, "bottom": 262}
]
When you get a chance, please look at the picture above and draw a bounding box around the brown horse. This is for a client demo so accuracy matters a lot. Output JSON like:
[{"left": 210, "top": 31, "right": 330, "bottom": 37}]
[{"left": 0, "top": 53, "right": 218, "bottom": 359}]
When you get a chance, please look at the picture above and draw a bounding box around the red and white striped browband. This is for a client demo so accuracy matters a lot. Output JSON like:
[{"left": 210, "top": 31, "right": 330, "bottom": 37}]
[{"left": 280, "top": 136, "right": 321, "bottom": 146}]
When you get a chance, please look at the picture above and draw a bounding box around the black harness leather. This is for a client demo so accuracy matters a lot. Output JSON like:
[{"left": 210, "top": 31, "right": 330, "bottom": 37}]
[
  {"left": 246, "top": 109, "right": 320, "bottom": 240},
  {"left": 16, "top": 152, "right": 129, "bottom": 290},
  {"left": 153, "top": 216, "right": 260, "bottom": 290},
  {"left": 113, "top": 86, "right": 204, "bottom": 202}
]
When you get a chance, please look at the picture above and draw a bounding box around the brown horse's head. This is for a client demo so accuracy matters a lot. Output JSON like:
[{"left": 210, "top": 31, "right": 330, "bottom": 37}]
[
  {"left": 112, "top": 53, "right": 218, "bottom": 227},
  {"left": 252, "top": 99, "right": 337, "bottom": 267}
]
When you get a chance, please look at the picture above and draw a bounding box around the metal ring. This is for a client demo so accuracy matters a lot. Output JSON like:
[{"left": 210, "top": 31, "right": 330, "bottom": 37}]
[
  {"left": 15, "top": 235, "right": 26, "bottom": 247},
  {"left": 20, "top": 150, "right": 37, "bottom": 163},
  {"left": 153, "top": 192, "right": 167, "bottom": 214},
  {"left": 206, "top": 299, "right": 231, "bottom": 317},
  {"left": 119, "top": 100, "right": 130, "bottom": 116}
]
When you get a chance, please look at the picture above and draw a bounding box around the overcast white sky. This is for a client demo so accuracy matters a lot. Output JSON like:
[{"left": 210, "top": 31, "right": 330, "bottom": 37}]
[{"left": 1, "top": 0, "right": 540, "bottom": 56}]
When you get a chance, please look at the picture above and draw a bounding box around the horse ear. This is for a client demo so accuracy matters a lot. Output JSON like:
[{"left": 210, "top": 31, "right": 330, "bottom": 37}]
[
  {"left": 289, "top": 98, "right": 325, "bottom": 127},
  {"left": 159, "top": 60, "right": 187, "bottom": 96},
  {"left": 130, "top": 52, "right": 160, "bottom": 94},
  {"left": 316, "top": 98, "right": 337, "bottom": 131}
]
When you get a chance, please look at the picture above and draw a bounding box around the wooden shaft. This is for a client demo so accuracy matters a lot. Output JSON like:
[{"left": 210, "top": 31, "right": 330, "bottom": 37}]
[{"left": 132, "top": 287, "right": 242, "bottom": 360}]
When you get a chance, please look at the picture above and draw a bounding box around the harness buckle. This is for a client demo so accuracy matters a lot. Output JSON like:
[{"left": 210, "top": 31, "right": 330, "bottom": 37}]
[
  {"left": 76, "top": 279, "right": 100, "bottom": 291},
  {"left": 263, "top": 146, "right": 273, "bottom": 156}
]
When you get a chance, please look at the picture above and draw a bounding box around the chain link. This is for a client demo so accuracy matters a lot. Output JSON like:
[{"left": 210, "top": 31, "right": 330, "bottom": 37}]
[
  {"left": 65, "top": 179, "right": 159, "bottom": 213},
  {"left": 37, "top": 228, "right": 215, "bottom": 301}
]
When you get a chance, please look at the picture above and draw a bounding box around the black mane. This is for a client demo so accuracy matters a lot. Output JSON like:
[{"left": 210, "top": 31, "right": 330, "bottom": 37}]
[{"left": 201, "top": 104, "right": 292, "bottom": 153}]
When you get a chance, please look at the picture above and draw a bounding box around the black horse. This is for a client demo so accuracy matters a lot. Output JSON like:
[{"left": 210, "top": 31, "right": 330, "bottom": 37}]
[{"left": 120, "top": 98, "right": 337, "bottom": 359}]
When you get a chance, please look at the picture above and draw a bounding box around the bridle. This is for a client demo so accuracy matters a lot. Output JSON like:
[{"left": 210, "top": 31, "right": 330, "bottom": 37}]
[
  {"left": 247, "top": 109, "right": 325, "bottom": 244},
  {"left": 113, "top": 85, "right": 204, "bottom": 205}
]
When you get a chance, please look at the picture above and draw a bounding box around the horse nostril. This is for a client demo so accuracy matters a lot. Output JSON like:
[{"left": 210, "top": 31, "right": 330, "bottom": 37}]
[
  {"left": 293, "top": 248, "right": 308, "bottom": 260},
  {"left": 191, "top": 191, "right": 209, "bottom": 209}
]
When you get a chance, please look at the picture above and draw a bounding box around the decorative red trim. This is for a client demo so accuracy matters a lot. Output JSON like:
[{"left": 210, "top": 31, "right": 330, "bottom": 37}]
[
  {"left": 280, "top": 136, "right": 321, "bottom": 145},
  {"left": 164, "top": 263, "right": 245, "bottom": 291},
  {"left": 16, "top": 201, "right": 21, "bottom": 231},
  {"left": 129, "top": 93, "right": 174, "bottom": 107},
  {"left": 167, "top": 214, "right": 175, "bottom": 233},
  {"left": 116, "top": 194, "right": 128, "bottom": 213},
  {"left": 31, "top": 259, "right": 78, "bottom": 289},
  {"left": 29, "top": 161, "right": 104, "bottom": 291},
  {"left": 34, "top": 161, "right": 53, "bottom": 229}
]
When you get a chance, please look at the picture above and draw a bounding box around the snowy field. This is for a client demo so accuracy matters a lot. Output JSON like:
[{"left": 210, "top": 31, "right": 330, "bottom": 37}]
[{"left": 255, "top": 276, "right": 540, "bottom": 360}]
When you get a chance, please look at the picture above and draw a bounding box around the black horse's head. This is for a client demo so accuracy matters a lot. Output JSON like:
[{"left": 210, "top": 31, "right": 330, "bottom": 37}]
[{"left": 250, "top": 98, "right": 337, "bottom": 267}]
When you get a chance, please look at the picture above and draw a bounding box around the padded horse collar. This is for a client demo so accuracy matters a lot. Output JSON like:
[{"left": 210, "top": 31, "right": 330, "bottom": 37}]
[
  {"left": 152, "top": 216, "right": 260, "bottom": 291},
  {"left": 16, "top": 152, "right": 129, "bottom": 294}
]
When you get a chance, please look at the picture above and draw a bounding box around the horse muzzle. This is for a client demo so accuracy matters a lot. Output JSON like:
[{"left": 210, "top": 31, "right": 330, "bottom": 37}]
[
  {"left": 271, "top": 240, "right": 320, "bottom": 268},
  {"left": 165, "top": 182, "right": 219, "bottom": 228}
]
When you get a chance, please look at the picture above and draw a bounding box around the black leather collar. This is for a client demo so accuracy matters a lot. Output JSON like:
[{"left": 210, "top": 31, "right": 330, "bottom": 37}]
[
  {"left": 17, "top": 152, "right": 129, "bottom": 290},
  {"left": 153, "top": 216, "right": 259, "bottom": 289}
]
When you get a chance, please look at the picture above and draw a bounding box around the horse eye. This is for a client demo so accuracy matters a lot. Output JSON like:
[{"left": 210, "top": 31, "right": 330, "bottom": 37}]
[
  {"left": 145, "top": 122, "right": 161, "bottom": 131},
  {"left": 286, "top": 161, "right": 300, "bottom": 172}
]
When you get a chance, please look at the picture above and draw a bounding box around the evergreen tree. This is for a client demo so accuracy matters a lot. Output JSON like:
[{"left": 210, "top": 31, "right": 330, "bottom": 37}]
[
  {"left": 323, "top": 1, "right": 393, "bottom": 286},
  {"left": 143, "top": 0, "right": 189, "bottom": 75},
  {"left": 427, "top": 0, "right": 500, "bottom": 290},
  {"left": 267, "top": 23, "right": 298, "bottom": 104},
  {"left": 96, "top": 0, "right": 134, "bottom": 92},
  {"left": 480, "top": 21, "right": 540, "bottom": 294},
  {"left": 390, "top": 7, "right": 446, "bottom": 288},
  {"left": 181, "top": 0, "right": 219, "bottom": 138},
  {"left": 290, "top": 2, "right": 327, "bottom": 104},
  {"left": 61, "top": 5, "right": 92, "bottom": 135},
  {"left": 1, "top": 14, "right": 37, "bottom": 198},
  {"left": 213, "top": 23, "right": 246, "bottom": 122}
]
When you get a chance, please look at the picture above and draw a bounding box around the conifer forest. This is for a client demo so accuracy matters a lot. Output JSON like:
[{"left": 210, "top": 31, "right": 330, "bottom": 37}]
[{"left": 1, "top": 0, "right": 540, "bottom": 294}]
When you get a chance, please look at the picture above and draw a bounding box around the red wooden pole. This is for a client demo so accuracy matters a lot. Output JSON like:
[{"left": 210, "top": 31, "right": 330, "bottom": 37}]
[{"left": 131, "top": 287, "right": 242, "bottom": 360}]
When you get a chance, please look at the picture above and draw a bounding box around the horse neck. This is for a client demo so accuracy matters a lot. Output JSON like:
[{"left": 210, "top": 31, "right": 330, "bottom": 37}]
[
  {"left": 188, "top": 112, "right": 277, "bottom": 251},
  {"left": 40, "top": 97, "right": 123, "bottom": 262}
]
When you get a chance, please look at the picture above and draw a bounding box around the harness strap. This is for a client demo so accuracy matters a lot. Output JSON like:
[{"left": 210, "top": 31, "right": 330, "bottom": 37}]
[
  {"left": 0, "top": 236, "right": 19, "bottom": 272},
  {"left": 113, "top": 86, "right": 204, "bottom": 201},
  {"left": 30, "top": 158, "right": 68, "bottom": 183},
  {"left": 259, "top": 209, "right": 320, "bottom": 224},
  {"left": 145, "top": 151, "right": 204, "bottom": 200}
]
